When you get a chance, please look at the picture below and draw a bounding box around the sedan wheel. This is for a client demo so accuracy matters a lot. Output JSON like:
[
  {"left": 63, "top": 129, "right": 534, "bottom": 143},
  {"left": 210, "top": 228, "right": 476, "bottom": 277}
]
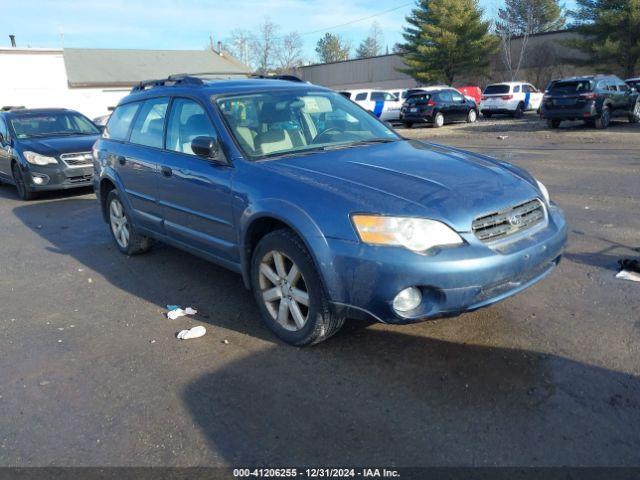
[
  {"left": 12, "top": 163, "right": 34, "bottom": 201},
  {"left": 259, "top": 250, "right": 310, "bottom": 331},
  {"left": 629, "top": 101, "right": 640, "bottom": 123},
  {"left": 109, "top": 197, "right": 130, "bottom": 249},
  {"left": 434, "top": 112, "right": 445, "bottom": 128}
]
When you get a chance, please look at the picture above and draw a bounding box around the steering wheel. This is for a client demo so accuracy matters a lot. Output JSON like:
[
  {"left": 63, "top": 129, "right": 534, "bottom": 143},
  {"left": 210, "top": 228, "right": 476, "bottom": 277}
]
[{"left": 312, "top": 127, "right": 341, "bottom": 144}]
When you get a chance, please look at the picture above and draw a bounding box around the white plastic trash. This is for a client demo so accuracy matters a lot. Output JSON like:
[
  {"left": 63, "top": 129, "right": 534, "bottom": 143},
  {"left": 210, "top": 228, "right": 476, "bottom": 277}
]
[
  {"left": 167, "top": 307, "right": 198, "bottom": 320},
  {"left": 176, "top": 326, "right": 206, "bottom": 340}
]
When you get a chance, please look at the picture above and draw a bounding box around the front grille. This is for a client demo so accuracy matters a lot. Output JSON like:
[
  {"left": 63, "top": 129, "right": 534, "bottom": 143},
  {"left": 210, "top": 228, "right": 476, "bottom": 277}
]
[
  {"left": 472, "top": 199, "right": 545, "bottom": 243},
  {"left": 60, "top": 152, "right": 93, "bottom": 167}
]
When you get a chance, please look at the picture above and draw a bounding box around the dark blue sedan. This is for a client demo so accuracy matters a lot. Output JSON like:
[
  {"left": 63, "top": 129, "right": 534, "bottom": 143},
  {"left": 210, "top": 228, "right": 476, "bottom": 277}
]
[
  {"left": 93, "top": 75, "right": 567, "bottom": 346},
  {"left": 0, "top": 108, "right": 101, "bottom": 200}
]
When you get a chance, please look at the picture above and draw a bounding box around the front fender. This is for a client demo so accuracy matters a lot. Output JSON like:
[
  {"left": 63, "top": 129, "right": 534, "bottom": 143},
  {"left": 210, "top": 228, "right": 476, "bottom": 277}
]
[{"left": 239, "top": 198, "right": 347, "bottom": 302}]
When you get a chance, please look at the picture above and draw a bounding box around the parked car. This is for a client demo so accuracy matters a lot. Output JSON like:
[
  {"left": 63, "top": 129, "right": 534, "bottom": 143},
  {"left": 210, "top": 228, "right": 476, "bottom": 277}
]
[
  {"left": 541, "top": 75, "right": 640, "bottom": 129},
  {"left": 93, "top": 75, "right": 567, "bottom": 346},
  {"left": 479, "top": 82, "right": 543, "bottom": 118},
  {"left": 348, "top": 89, "right": 402, "bottom": 121},
  {"left": 0, "top": 108, "right": 101, "bottom": 200},
  {"left": 625, "top": 77, "right": 640, "bottom": 91},
  {"left": 93, "top": 113, "right": 111, "bottom": 127},
  {"left": 458, "top": 86, "right": 482, "bottom": 105},
  {"left": 399, "top": 89, "right": 479, "bottom": 128}
]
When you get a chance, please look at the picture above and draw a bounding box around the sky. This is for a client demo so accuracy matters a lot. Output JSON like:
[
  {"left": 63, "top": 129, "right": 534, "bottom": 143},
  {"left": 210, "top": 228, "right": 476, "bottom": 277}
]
[{"left": 3, "top": 0, "right": 572, "bottom": 63}]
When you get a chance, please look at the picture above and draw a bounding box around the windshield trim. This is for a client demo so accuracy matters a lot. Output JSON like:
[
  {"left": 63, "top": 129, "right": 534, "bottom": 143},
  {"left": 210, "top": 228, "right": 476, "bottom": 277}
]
[{"left": 213, "top": 88, "right": 400, "bottom": 161}]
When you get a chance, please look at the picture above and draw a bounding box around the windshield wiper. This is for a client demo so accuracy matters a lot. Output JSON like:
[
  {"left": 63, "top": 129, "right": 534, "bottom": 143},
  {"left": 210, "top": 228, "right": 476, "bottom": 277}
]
[{"left": 322, "top": 138, "right": 398, "bottom": 150}]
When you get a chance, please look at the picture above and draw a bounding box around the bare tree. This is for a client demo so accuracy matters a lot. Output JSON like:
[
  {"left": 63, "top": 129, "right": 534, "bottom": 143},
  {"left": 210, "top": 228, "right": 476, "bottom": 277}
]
[
  {"left": 496, "top": 8, "right": 533, "bottom": 81},
  {"left": 251, "top": 18, "right": 280, "bottom": 74},
  {"left": 224, "top": 29, "right": 254, "bottom": 67},
  {"left": 277, "top": 32, "right": 305, "bottom": 73}
]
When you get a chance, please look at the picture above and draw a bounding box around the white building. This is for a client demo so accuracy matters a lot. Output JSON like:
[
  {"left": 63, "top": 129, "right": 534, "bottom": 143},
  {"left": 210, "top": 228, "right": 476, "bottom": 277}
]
[{"left": 0, "top": 46, "right": 250, "bottom": 119}]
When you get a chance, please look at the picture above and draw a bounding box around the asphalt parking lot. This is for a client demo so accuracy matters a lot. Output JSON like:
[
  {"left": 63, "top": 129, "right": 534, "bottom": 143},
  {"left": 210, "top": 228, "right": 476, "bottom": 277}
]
[{"left": 0, "top": 114, "right": 639, "bottom": 467}]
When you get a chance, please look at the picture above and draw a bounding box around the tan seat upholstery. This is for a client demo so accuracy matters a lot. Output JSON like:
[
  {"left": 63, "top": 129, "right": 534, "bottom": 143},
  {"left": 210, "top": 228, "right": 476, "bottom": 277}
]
[{"left": 255, "top": 129, "right": 294, "bottom": 155}]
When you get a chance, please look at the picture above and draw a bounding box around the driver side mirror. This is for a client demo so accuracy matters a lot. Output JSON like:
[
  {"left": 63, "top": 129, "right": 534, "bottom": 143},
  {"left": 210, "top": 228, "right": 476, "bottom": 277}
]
[{"left": 191, "top": 136, "right": 223, "bottom": 162}]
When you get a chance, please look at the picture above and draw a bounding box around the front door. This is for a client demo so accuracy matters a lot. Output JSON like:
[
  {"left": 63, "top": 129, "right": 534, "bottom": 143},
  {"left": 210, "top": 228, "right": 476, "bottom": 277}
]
[{"left": 157, "top": 97, "right": 237, "bottom": 264}]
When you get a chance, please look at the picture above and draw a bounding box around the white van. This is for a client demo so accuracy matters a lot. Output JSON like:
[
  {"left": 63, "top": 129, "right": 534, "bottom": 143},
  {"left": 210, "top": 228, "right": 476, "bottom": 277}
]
[{"left": 479, "top": 82, "right": 543, "bottom": 118}]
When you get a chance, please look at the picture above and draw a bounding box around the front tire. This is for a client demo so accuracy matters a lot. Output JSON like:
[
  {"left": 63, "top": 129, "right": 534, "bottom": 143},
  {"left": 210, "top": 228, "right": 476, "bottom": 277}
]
[
  {"left": 403, "top": 122, "right": 414, "bottom": 129},
  {"left": 467, "top": 109, "right": 478, "bottom": 123},
  {"left": 482, "top": 112, "right": 492, "bottom": 118},
  {"left": 12, "top": 163, "right": 35, "bottom": 201},
  {"left": 629, "top": 101, "right": 640, "bottom": 123},
  {"left": 433, "top": 112, "right": 445, "bottom": 128},
  {"left": 595, "top": 106, "right": 610, "bottom": 129},
  {"left": 251, "top": 229, "right": 345, "bottom": 346},
  {"left": 106, "top": 190, "right": 153, "bottom": 255},
  {"left": 513, "top": 103, "right": 524, "bottom": 118}
]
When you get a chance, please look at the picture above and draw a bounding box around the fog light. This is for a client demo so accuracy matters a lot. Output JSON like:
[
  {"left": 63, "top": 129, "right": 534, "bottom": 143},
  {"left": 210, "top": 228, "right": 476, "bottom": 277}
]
[
  {"left": 393, "top": 287, "right": 422, "bottom": 313},
  {"left": 30, "top": 173, "right": 49, "bottom": 186},
  {"left": 32, "top": 176, "right": 44, "bottom": 185}
]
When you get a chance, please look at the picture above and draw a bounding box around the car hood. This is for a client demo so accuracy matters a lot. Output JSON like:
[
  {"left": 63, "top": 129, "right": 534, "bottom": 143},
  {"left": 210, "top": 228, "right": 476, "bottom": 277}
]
[
  {"left": 18, "top": 135, "right": 99, "bottom": 156},
  {"left": 263, "top": 140, "right": 541, "bottom": 232}
]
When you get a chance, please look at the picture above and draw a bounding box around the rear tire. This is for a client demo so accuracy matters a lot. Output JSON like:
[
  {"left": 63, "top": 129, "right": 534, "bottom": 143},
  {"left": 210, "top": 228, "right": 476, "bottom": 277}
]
[
  {"left": 546, "top": 119, "right": 561, "bottom": 129},
  {"left": 433, "top": 112, "right": 445, "bottom": 128},
  {"left": 106, "top": 189, "right": 153, "bottom": 255},
  {"left": 595, "top": 106, "right": 610, "bottom": 129},
  {"left": 403, "top": 122, "right": 413, "bottom": 129},
  {"left": 513, "top": 103, "right": 524, "bottom": 118},
  {"left": 251, "top": 229, "right": 345, "bottom": 346},
  {"left": 12, "top": 163, "right": 35, "bottom": 201}
]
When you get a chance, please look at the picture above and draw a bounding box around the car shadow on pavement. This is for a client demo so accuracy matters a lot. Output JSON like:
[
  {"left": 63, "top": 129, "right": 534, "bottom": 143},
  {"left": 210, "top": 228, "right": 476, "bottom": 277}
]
[
  {"left": 9, "top": 191, "right": 276, "bottom": 342},
  {"left": 565, "top": 230, "right": 640, "bottom": 272},
  {"left": 182, "top": 327, "right": 640, "bottom": 466}
]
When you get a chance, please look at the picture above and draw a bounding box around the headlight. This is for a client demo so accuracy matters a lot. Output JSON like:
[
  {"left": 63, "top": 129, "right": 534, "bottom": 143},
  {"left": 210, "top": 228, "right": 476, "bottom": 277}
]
[
  {"left": 536, "top": 180, "right": 550, "bottom": 204},
  {"left": 23, "top": 151, "right": 58, "bottom": 166},
  {"left": 352, "top": 215, "right": 463, "bottom": 252}
]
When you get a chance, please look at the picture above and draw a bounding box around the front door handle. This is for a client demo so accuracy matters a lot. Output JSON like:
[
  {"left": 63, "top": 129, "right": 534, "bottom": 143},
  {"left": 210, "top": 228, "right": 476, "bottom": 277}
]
[
  {"left": 117, "top": 155, "right": 126, "bottom": 165},
  {"left": 161, "top": 166, "right": 173, "bottom": 177}
]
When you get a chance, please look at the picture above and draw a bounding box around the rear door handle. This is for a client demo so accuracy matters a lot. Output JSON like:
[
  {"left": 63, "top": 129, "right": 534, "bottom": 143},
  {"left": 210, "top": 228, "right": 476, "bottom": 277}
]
[
  {"left": 161, "top": 166, "right": 173, "bottom": 177},
  {"left": 117, "top": 155, "right": 126, "bottom": 165}
]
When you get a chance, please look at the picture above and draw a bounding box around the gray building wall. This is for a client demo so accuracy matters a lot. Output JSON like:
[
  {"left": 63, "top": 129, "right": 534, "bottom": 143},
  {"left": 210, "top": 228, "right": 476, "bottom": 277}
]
[{"left": 299, "top": 30, "right": 593, "bottom": 91}]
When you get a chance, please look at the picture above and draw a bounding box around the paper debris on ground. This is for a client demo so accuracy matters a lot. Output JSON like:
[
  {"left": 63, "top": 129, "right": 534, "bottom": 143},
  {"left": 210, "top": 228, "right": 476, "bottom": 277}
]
[
  {"left": 616, "top": 270, "right": 640, "bottom": 282},
  {"left": 497, "top": 135, "right": 508, "bottom": 140},
  {"left": 167, "top": 306, "right": 198, "bottom": 320},
  {"left": 177, "top": 326, "right": 206, "bottom": 340}
]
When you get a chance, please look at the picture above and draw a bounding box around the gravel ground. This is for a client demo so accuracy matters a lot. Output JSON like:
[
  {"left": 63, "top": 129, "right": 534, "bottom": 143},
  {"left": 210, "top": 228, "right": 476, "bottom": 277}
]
[{"left": 0, "top": 113, "right": 638, "bottom": 467}]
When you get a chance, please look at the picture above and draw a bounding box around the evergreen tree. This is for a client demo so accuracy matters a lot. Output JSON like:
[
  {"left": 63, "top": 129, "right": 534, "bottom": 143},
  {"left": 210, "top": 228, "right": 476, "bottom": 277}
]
[
  {"left": 315, "top": 33, "right": 350, "bottom": 63},
  {"left": 399, "top": 0, "right": 499, "bottom": 84},
  {"left": 566, "top": 0, "right": 640, "bottom": 78},
  {"left": 496, "top": 0, "right": 565, "bottom": 36},
  {"left": 356, "top": 22, "right": 384, "bottom": 59}
]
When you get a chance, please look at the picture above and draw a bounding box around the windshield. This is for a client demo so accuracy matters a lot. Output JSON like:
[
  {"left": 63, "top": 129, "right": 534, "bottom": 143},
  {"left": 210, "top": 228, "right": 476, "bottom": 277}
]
[
  {"left": 10, "top": 112, "right": 100, "bottom": 138},
  {"left": 548, "top": 81, "right": 593, "bottom": 95},
  {"left": 483, "top": 85, "right": 510, "bottom": 95},
  {"left": 216, "top": 90, "right": 399, "bottom": 159}
]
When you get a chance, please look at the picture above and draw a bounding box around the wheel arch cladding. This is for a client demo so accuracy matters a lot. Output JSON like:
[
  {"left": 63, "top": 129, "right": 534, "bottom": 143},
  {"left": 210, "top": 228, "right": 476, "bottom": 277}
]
[{"left": 240, "top": 201, "right": 343, "bottom": 301}]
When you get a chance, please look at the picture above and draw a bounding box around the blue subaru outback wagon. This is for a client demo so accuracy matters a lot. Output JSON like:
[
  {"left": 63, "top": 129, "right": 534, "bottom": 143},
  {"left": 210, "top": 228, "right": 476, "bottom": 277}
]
[{"left": 93, "top": 75, "right": 567, "bottom": 346}]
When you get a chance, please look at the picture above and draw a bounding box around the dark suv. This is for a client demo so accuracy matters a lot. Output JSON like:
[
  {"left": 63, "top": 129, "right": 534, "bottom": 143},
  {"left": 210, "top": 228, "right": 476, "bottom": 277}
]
[
  {"left": 93, "top": 75, "right": 566, "bottom": 346},
  {"left": 399, "top": 89, "right": 478, "bottom": 128},
  {"left": 0, "top": 108, "right": 101, "bottom": 200},
  {"left": 541, "top": 75, "right": 640, "bottom": 129}
]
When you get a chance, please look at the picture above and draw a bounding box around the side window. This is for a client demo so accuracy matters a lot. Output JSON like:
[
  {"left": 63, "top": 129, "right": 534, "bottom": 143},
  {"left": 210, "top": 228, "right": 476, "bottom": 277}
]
[
  {"left": 355, "top": 92, "right": 367, "bottom": 101},
  {"left": 439, "top": 91, "right": 453, "bottom": 102},
  {"left": 513, "top": 85, "right": 521, "bottom": 93},
  {"left": 618, "top": 83, "right": 630, "bottom": 92},
  {"left": 104, "top": 102, "right": 140, "bottom": 141},
  {"left": 129, "top": 97, "right": 169, "bottom": 148},
  {"left": 0, "top": 117, "right": 8, "bottom": 143},
  {"left": 451, "top": 91, "right": 464, "bottom": 102},
  {"left": 166, "top": 98, "right": 217, "bottom": 155}
]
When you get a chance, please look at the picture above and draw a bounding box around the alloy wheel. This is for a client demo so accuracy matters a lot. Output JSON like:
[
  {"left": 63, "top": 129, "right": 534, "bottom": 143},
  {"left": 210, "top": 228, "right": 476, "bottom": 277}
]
[
  {"left": 634, "top": 102, "right": 640, "bottom": 118},
  {"left": 435, "top": 113, "right": 444, "bottom": 127},
  {"left": 109, "top": 198, "right": 130, "bottom": 249},
  {"left": 258, "top": 250, "right": 310, "bottom": 331},
  {"left": 468, "top": 110, "right": 477, "bottom": 122}
]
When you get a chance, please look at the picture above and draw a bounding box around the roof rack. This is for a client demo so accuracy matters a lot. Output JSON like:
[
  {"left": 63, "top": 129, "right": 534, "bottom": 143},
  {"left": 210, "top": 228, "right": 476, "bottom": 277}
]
[
  {"left": 130, "top": 72, "right": 305, "bottom": 93},
  {"left": 250, "top": 74, "right": 305, "bottom": 83}
]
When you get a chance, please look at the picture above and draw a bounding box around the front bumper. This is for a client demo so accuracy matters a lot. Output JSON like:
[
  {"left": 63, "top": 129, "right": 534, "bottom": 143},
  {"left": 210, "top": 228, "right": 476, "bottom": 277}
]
[
  {"left": 323, "top": 205, "right": 567, "bottom": 324},
  {"left": 22, "top": 163, "right": 93, "bottom": 191}
]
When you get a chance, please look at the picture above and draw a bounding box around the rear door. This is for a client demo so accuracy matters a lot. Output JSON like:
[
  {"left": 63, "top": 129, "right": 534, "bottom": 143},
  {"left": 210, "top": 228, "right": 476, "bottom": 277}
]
[
  {"left": 112, "top": 97, "right": 168, "bottom": 232},
  {"left": 157, "top": 97, "right": 237, "bottom": 264},
  {"left": 524, "top": 84, "right": 543, "bottom": 110},
  {"left": 0, "top": 116, "right": 10, "bottom": 180}
]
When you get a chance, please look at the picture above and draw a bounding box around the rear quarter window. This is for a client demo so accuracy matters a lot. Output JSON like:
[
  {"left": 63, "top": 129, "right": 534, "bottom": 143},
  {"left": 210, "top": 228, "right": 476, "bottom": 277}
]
[{"left": 104, "top": 102, "right": 141, "bottom": 141}]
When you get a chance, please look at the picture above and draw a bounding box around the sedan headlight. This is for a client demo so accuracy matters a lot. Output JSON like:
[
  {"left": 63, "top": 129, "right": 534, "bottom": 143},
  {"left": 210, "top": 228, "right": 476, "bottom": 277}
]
[
  {"left": 536, "top": 180, "right": 550, "bottom": 204},
  {"left": 352, "top": 215, "right": 463, "bottom": 252},
  {"left": 23, "top": 151, "right": 58, "bottom": 166}
]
